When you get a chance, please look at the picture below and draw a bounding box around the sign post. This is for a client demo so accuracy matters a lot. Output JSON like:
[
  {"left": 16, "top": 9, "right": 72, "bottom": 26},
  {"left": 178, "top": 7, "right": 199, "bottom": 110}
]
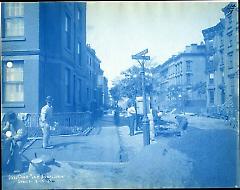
[{"left": 131, "top": 49, "right": 150, "bottom": 146}]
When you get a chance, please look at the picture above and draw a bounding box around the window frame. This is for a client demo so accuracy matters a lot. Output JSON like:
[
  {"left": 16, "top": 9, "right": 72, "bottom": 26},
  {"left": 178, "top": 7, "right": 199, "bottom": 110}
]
[
  {"left": 77, "top": 42, "right": 81, "bottom": 65},
  {"left": 65, "top": 13, "right": 71, "bottom": 50},
  {"left": 2, "top": 60, "right": 24, "bottom": 104},
  {"left": 186, "top": 60, "right": 192, "bottom": 72},
  {"left": 3, "top": 2, "right": 25, "bottom": 38},
  {"left": 209, "top": 89, "right": 215, "bottom": 104}
]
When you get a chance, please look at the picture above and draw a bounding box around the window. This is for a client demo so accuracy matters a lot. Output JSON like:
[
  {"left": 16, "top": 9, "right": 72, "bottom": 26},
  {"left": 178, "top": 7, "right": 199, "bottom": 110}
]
[
  {"left": 229, "top": 76, "right": 235, "bottom": 97},
  {"left": 209, "top": 73, "right": 214, "bottom": 79},
  {"left": 77, "top": 42, "right": 81, "bottom": 65},
  {"left": 228, "top": 15, "right": 232, "bottom": 25},
  {"left": 65, "top": 14, "right": 71, "bottom": 49},
  {"left": 221, "top": 90, "right": 225, "bottom": 104},
  {"left": 208, "top": 39, "right": 214, "bottom": 48},
  {"left": 209, "top": 89, "right": 214, "bottom": 104},
  {"left": 65, "top": 68, "right": 71, "bottom": 103},
  {"left": 227, "top": 52, "right": 233, "bottom": 69},
  {"left": 209, "top": 73, "right": 214, "bottom": 84},
  {"left": 221, "top": 72, "right": 224, "bottom": 83},
  {"left": 186, "top": 74, "right": 191, "bottom": 85},
  {"left": 186, "top": 60, "right": 192, "bottom": 71},
  {"left": 228, "top": 39, "right": 233, "bottom": 48},
  {"left": 89, "top": 57, "right": 92, "bottom": 66},
  {"left": 77, "top": 9, "right": 80, "bottom": 20},
  {"left": 209, "top": 56, "right": 213, "bottom": 61},
  {"left": 3, "top": 3, "right": 24, "bottom": 37},
  {"left": 3, "top": 61, "right": 24, "bottom": 102}
]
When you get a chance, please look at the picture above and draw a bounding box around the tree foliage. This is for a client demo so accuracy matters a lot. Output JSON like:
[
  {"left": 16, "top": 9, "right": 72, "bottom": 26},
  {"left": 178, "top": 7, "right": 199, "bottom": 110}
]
[
  {"left": 192, "top": 81, "right": 206, "bottom": 95},
  {"left": 110, "top": 65, "right": 153, "bottom": 104}
]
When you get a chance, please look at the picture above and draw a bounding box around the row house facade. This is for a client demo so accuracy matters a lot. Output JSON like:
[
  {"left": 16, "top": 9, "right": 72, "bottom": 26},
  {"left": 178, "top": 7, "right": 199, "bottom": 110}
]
[
  {"left": 202, "top": 19, "right": 225, "bottom": 114},
  {"left": 1, "top": 2, "right": 103, "bottom": 114},
  {"left": 86, "top": 44, "right": 108, "bottom": 112},
  {"left": 222, "top": 2, "right": 239, "bottom": 118},
  {"left": 202, "top": 2, "right": 239, "bottom": 118},
  {"left": 153, "top": 44, "right": 207, "bottom": 113},
  {"left": 103, "top": 76, "right": 109, "bottom": 109}
]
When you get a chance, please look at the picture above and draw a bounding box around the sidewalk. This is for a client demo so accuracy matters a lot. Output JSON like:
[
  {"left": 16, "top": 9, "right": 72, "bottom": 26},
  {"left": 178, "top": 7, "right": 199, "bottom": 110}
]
[{"left": 2, "top": 115, "right": 125, "bottom": 189}]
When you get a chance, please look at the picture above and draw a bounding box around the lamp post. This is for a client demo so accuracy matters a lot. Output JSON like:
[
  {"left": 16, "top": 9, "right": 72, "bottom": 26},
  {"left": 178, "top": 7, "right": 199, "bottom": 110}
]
[{"left": 132, "top": 49, "right": 150, "bottom": 146}]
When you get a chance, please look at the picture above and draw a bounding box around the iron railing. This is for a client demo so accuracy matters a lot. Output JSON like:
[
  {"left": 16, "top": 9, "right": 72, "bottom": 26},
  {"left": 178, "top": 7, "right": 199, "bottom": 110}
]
[{"left": 2, "top": 112, "right": 92, "bottom": 138}]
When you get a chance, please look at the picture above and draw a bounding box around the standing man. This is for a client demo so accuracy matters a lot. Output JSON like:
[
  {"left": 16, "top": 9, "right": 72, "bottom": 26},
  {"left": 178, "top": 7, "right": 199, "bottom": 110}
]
[
  {"left": 127, "top": 102, "right": 136, "bottom": 136},
  {"left": 39, "top": 96, "right": 54, "bottom": 149}
]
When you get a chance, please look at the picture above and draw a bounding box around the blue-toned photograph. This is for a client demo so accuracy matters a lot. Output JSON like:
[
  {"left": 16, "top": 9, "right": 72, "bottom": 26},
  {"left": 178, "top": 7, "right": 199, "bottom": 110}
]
[{"left": 1, "top": 1, "right": 239, "bottom": 189}]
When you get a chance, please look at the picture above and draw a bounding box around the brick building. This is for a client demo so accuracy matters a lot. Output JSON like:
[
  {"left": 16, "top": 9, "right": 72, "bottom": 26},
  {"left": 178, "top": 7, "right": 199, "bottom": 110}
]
[{"left": 1, "top": 2, "right": 93, "bottom": 114}]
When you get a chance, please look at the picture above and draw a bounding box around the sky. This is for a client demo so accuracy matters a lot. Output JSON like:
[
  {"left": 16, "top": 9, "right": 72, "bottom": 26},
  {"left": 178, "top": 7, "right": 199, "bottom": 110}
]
[{"left": 86, "top": 1, "right": 233, "bottom": 87}]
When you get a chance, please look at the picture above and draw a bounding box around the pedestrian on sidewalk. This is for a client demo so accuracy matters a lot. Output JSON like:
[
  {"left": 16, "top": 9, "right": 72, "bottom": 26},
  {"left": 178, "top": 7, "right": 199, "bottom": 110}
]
[
  {"left": 39, "top": 96, "right": 54, "bottom": 149},
  {"left": 114, "top": 105, "right": 120, "bottom": 126},
  {"left": 2, "top": 111, "right": 27, "bottom": 174},
  {"left": 127, "top": 102, "right": 136, "bottom": 136}
]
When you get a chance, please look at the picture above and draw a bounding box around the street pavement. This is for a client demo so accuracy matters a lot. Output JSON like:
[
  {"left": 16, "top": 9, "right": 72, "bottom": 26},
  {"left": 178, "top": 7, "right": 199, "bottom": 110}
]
[
  {"left": 116, "top": 113, "right": 239, "bottom": 188},
  {"left": 2, "top": 113, "right": 239, "bottom": 189},
  {"left": 22, "top": 115, "right": 121, "bottom": 163},
  {"left": 159, "top": 113, "right": 239, "bottom": 188}
]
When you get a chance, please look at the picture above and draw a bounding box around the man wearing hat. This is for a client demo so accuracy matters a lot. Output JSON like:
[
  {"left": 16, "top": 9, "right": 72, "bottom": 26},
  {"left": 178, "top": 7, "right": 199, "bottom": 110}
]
[{"left": 39, "top": 96, "right": 54, "bottom": 149}]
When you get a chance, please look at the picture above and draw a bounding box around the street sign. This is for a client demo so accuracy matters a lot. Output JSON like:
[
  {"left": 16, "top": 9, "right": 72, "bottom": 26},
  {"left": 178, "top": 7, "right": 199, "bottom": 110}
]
[
  {"left": 131, "top": 55, "right": 150, "bottom": 60},
  {"left": 135, "top": 49, "right": 148, "bottom": 56}
]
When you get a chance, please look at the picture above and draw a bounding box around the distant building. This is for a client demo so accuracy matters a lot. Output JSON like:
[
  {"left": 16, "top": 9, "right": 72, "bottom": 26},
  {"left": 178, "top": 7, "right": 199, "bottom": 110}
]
[
  {"left": 153, "top": 43, "right": 207, "bottom": 113},
  {"left": 222, "top": 2, "right": 239, "bottom": 118},
  {"left": 103, "top": 77, "right": 109, "bottom": 109},
  {"left": 86, "top": 44, "right": 102, "bottom": 111},
  {"left": 201, "top": 2, "right": 239, "bottom": 118},
  {"left": 202, "top": 19, "right": 225, "bottom": 115},
  {"left": 1, "top": 2, "right": 88, "bottom": 113}
]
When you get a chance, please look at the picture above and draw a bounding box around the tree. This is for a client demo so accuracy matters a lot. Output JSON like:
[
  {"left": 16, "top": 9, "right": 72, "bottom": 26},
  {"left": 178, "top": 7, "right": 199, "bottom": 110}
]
[
  {"left": 110, "top": 65, "right": 153, "bottom": 105},
  {"left": 167, "top": 84, "right": 189, "bottom": 109},
  {"left": 109, "top": 84, "right": 121, "bottom": 107},
  {"left": 192, "top": 82, "right": 206, "bottom": 98}
]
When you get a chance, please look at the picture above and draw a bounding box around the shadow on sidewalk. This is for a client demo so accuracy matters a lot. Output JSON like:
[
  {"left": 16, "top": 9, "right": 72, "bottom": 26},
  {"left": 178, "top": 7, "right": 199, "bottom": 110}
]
[{"left": 54, "top": 142, "right": 84, "bottom": 149}]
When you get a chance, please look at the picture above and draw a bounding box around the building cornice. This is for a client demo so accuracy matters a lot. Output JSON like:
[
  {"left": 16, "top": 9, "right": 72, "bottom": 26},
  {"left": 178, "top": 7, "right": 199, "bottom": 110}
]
[
  {"left": 2, "top": 50, "right": 41, "bottom": 56},
  {"left": 86, "top": 44, "right": 101, "bottom": 63},
  {"left": 202, "top": 19, "right": 225, "bottom": 39},
  {"left": 222, "top": 2, "right": 237, "bottom": 16}
]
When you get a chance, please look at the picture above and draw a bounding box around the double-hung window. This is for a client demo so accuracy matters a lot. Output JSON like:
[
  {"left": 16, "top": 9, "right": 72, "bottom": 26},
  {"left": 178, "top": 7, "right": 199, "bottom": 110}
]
[
  {"left": 3, "top": 2, "right": 24, "bottom": 37},
  {"left": 3, "top": 61, "right": 24, "bottom": 103},
  {"left": 65, "top": 14, "right": 71, "bottom": 49},
  {"left": 77, "top": 42, "right": 81, "bottom": 65}
]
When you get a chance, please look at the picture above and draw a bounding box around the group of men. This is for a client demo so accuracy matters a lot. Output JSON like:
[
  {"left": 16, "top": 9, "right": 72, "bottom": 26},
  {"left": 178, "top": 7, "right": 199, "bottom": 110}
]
[
  {"left": 126, "top": 101, "right": 188, "bottom": 140},
  {"left": 2, "top": 96, "right": 54, "bottom": 174}
]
